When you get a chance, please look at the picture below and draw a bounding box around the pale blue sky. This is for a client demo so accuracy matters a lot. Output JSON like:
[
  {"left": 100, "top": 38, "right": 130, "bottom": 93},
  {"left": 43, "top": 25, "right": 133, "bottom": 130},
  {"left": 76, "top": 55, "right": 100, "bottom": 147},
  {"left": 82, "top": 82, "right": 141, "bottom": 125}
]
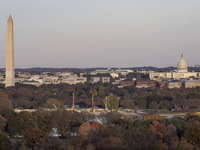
[{"left": 0, "top": 0, "right": 200, "bottom": 68}]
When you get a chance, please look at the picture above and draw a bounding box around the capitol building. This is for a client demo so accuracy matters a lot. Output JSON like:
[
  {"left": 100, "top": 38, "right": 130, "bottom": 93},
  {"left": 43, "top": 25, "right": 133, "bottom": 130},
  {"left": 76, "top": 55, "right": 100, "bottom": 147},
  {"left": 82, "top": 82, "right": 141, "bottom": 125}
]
[{"left": 149, "top": 55, "right": 199, "bottom": 80}]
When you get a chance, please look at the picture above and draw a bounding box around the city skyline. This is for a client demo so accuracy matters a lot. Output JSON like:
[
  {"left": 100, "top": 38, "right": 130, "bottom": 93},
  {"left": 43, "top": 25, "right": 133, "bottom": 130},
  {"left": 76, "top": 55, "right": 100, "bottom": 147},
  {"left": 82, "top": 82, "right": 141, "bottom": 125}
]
[{"left": 0, "top": 1, "right": 200, "bottom": 68}]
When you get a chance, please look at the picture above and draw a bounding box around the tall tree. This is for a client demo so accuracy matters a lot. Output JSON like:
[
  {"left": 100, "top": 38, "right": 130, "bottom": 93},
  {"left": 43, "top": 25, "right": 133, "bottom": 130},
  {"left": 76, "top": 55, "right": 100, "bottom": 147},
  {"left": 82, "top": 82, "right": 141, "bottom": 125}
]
[
  {"left": 0, "top": 92, "right": 14, "bottom": 117},
  {"left": 104, "top": 93, "right": 119, "bottom": 110}
]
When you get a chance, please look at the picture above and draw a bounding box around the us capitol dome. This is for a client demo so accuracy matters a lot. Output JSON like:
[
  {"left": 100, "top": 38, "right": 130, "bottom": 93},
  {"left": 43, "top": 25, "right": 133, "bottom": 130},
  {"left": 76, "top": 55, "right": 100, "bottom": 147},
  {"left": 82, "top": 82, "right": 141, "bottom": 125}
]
[
  {"left": 177, "top": 54, "right": 188, "bottom": 73},
  {"left": 149, "top": 54, "right": 199, "bottom": 80}
]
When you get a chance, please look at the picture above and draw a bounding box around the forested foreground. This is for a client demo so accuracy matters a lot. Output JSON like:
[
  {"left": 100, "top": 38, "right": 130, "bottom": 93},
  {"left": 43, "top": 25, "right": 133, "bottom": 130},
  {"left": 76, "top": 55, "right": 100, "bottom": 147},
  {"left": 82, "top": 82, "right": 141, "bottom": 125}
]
[
  {"left": 0, "top": 106, "right": 200, "bottom": 149},
  {"left": 0, "top": 83, "right": 200, "bottom": 149},
  {"left": 1, "top": 82, "right": 200, "bottom": 111}
]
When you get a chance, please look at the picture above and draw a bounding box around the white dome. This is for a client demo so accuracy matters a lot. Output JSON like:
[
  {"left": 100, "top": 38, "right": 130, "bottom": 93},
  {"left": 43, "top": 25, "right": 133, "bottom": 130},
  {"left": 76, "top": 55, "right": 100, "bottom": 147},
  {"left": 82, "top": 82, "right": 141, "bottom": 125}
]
[{"left": 177, "top": 55, "right": 188, "bottom": 73}]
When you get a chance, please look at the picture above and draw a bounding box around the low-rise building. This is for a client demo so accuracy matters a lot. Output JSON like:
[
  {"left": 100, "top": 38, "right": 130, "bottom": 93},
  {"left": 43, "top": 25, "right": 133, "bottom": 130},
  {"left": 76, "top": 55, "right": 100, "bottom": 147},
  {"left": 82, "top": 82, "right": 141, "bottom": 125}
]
[
  {"left": 43, "top": 77, "right": 59, "bottom": 84},
  {"left": 90, "top": 77, "right": 101, "bottom": 83},
  {"left": 90, "top": 77, "right": 110, "bottom": 83},
  {"left": 184, "top": 80, "right": 200, "bottom": 88},
  {"left": 23, "top": 80, "right": 41, "bottom": 86},
  {"left": 136, "top": 80, "right": 157, "bottom": 88},
  {"left": 101, "top": 77, "right": 110, "bottom": 83},
  {"left": 90, "top": 68, "right": 133, "bottom": 78},
  {"left": 167, "top": 81, "right": 181, "bottom": 89},
  {"left": 61, "top": 75, "right": 87, "bottom": 85},
  {"left": 120, "top": 80, "right": 135, "bottom": 87}
]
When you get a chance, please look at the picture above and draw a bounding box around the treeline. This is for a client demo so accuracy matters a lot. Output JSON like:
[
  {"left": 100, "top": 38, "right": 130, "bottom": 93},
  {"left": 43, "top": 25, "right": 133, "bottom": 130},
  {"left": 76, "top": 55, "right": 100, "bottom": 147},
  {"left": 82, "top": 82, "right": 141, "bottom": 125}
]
[
  {"left": 1, "top": 66, "right": 200, "bottom": 75},
  {"left": 1, "top": 83, "right": 200, "bottom": 112},
  {"left": 13, "top": 66, "right": 200, "bottom": 73},
  {"left": 15, "top": 67, "right": 99, "bottom": 74}
]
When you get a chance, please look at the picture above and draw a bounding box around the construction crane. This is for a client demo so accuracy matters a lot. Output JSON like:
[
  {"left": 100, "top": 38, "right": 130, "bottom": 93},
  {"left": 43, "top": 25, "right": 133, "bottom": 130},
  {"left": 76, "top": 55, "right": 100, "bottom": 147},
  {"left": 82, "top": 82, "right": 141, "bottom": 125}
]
[
  {"left": 53, "top": 104, "right": 58, "bottom": 110},
  {"left": 72, "top": 92, "right": 75, "bottom": 111}
]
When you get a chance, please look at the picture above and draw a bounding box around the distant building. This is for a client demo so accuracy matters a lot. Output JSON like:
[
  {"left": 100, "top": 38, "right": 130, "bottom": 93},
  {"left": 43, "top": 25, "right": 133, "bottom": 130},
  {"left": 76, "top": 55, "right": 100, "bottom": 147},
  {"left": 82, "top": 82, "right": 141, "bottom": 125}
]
[
  {"left": 184, "top": 80, "right": 200, "bottom": 88},
  {"left": 21, "top": 75, "right": 44, "bottom": 85},
  {"left": 150, "top": 55, "right": 200, "bottom": 80},
  {"left": 136, "top": 80, "right": 157, "bottom": 88},
  {"left": 112, "top": 78, "right": 126, "bottom": 85},
  {"left": 120, "top": 80, "right": 135, "bottom": 87},
  {"left": 167, "top": 81, "right": 181, "bottom": 89},
  {"left": 55, "top": 72, "right": 72, "bottom": 77},
  {"left": 61, "top": 75, "right": 87, "bottom": 85},
  {"left": 43, "top": 76, "right": 59, "bottom": 84},
  {"left": 15, "top": 77, "right": 24, "bottom": 83},
  {"left": 23, "top": 80, "right": 41, "bottom": 86},
  {"left": 90, "top": 77, "right": 100, "bottom": 83},
  {"left": 90, "top": 68, "right": 133, "bottom": 78},
  {"left": 18, "top": 72, "right": 87, "bottom": 86},
  {"left": 0, "top": 73, "right": 5, "bottom": 84},
  {"left": 90, "top": 77, "right": 110, "bottom": 83},
  {"left": 101, "top": 77, "right": 110, "bottom": 83}
]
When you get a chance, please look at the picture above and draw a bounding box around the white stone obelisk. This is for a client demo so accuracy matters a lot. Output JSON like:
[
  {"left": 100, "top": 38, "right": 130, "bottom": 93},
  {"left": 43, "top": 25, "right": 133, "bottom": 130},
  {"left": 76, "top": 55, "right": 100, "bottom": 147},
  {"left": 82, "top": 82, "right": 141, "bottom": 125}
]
[{"left": 6, "top": 15, "right": 15, "bottom": 87}]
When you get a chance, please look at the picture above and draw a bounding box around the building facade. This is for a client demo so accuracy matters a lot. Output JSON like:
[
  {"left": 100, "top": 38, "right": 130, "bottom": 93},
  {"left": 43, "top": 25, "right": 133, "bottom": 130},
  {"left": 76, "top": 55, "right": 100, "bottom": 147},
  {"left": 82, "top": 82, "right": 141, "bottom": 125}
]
[
  {"left": 149, "top": 55, "right": 199, "bottom": 80},
  {"left": 184, "top": 80, "right": 200, "bottom": 88}
]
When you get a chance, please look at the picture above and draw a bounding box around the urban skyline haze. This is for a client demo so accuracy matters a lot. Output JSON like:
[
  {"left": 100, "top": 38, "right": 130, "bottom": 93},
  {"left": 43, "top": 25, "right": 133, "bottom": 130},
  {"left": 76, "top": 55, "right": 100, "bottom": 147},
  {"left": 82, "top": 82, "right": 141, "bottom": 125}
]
[{"left": 0, "top": 0, "right": 200, "bottom": 68}]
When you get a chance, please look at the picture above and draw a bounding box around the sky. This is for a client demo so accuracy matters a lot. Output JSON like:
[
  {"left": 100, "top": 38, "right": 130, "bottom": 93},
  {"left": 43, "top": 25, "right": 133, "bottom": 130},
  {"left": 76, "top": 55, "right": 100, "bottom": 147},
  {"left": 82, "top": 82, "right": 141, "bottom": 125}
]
[{"left": 0, "top": 0, "right": 200, "bottom": 68}]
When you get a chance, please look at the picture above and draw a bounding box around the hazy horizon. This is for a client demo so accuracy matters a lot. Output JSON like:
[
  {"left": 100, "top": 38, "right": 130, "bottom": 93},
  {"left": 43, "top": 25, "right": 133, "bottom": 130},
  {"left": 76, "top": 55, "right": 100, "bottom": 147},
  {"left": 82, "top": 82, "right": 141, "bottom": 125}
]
[
  {"left": 0, "top": 0, "right": 200, "bottom": 68},
  {"left": 0, "top": 65, "right": 197, "bottom": 70}
]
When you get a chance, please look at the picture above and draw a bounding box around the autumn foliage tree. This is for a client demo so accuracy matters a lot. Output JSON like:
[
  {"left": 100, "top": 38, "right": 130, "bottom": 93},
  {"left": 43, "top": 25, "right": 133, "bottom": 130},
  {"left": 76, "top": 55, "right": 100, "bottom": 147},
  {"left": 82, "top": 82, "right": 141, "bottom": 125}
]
[
  {"left": 184, "top": 126, "right": 200, "bottom": 145},
  {"left": 22, "top": 128, "right": 46, "bottom": 149}
]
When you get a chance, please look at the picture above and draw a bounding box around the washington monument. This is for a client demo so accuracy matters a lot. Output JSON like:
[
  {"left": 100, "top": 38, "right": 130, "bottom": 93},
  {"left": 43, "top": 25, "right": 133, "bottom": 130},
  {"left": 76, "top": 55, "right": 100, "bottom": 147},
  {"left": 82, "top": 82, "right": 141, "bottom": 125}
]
[{"left": 6, "top": 15, "right": 15, "bottom": 87}]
